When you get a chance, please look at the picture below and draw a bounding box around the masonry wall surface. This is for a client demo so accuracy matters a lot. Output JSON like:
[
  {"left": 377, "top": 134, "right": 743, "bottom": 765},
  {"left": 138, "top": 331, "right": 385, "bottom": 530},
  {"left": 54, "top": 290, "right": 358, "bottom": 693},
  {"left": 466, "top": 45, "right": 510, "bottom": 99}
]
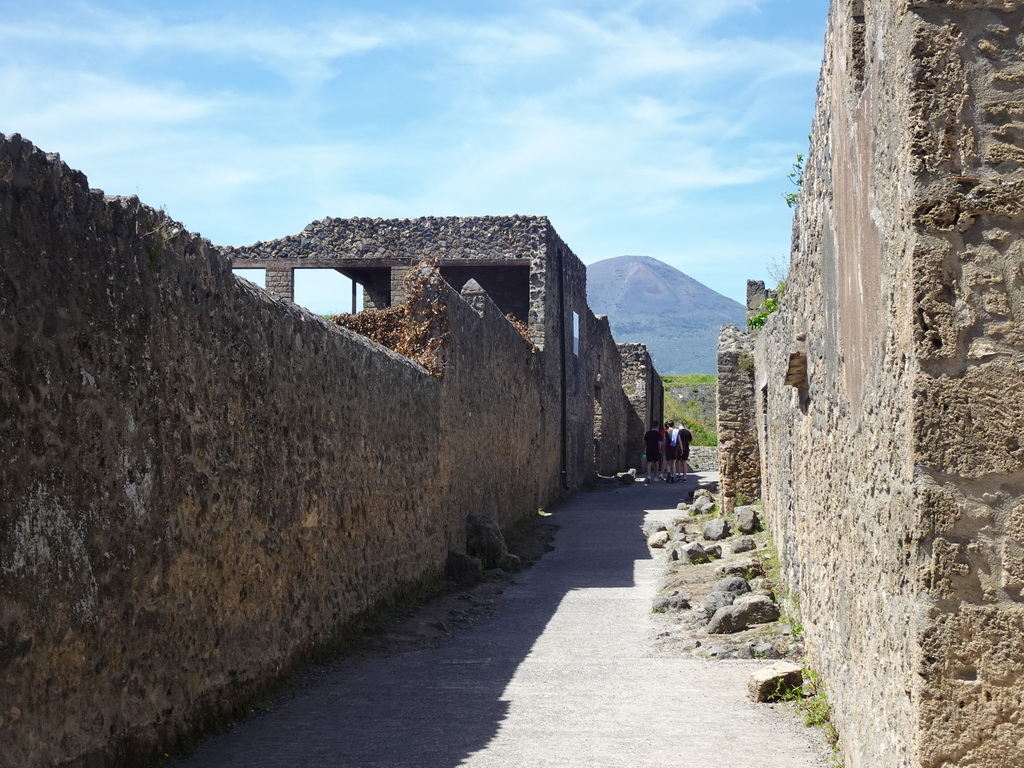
[
  {"left": 754, "top": 3, "right": 1024, "bottom": 766},
  {"left": 589, "top": 315, "right": 639, "bottom": 475},
  {"left": 716, "top": 325, "right": 760, "bottom": 513},
  {"left": 0, "top": 135, "right": 626, "bottom": 766},
  {"left": 618, "top": 343, "right": 662, "bottom": 468}
]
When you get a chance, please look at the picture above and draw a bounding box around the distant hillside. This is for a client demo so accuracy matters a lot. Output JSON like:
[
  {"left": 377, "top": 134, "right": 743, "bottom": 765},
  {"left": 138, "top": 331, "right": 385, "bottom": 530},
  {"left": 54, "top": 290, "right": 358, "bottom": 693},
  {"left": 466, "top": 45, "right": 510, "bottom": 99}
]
[{"left": 586, "top": 255, "right": 744, "bottom": 374}]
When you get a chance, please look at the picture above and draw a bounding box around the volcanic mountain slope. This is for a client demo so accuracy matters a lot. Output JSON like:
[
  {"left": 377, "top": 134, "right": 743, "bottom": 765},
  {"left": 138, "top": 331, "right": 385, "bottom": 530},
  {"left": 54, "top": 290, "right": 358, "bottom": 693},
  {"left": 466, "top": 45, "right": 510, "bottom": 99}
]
[{"left": 586, "top": 255, "right": 745, "bottom": 374}]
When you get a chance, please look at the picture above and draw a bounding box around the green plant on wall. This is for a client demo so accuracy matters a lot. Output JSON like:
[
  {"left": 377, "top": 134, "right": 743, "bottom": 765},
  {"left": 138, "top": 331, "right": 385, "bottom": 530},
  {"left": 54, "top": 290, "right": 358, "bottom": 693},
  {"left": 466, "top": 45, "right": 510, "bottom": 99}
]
[
  {"left": 746, "top": 296, "right": 779, "bottom": 330},
  {"left": 783, "top": 152, "right": 804, "bottom": 208},
  {"left": 746, "top": 278, "right": 787, "bottom": 330}
]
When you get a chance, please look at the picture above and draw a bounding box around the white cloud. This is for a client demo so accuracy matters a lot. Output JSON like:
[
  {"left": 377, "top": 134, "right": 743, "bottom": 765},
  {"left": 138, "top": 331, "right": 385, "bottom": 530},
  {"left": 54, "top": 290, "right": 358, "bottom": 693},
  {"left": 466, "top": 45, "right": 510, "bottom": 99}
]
[{"left": 0, "top": 0, "right": 827, "bottom": 304}]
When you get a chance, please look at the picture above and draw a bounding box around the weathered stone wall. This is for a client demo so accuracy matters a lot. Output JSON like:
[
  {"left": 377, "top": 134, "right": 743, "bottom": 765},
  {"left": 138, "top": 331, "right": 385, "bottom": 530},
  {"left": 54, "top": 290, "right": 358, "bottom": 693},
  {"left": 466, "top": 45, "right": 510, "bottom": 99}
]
[
  {"left": 0, "top": 135, "right": 637, "bottom": 766},
  {"left": 225, "top": 215, "right": 549, "bottom": 264},
  {"left": 224, "top": 215, "right": 544, "bottom": 327},
  {"left": 686, "top": 446, "right": 719, "bottom": 473},
  {"left": 225, "top": 214, "right": 602, "bottom": 491},
  {"left": 716, "top": 325, "right": 760, "bottom": 513},
  {"left": 589, "top": 315, "right": 639, "bottom": 475},
  {"left": 754, "top": 2, "right": 1024, "bottom": 766},
  {"left": 550, "top": 228, "right": 597, "bottom": 488},
  {"left": 745, "top": 279, "right": 777, "bottom": 324},
  {"left": 618, "top": 343, "right": 663, "bottom": 468},
  {"left": 439, "top": 278, "right": 560, "bottom": 531}
]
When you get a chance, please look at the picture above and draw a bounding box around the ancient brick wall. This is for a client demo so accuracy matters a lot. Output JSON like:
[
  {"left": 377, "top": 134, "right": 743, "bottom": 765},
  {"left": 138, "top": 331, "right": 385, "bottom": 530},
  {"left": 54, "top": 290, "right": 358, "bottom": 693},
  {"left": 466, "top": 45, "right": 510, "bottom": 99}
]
[
  {"left": 753, "top": 2, "right": 1024, "bottom": 766},
  {"left": 716, "top": 325, "right": 760, "bottom": 513},
  {"left": 0, "top": 135, "right": 632, "bottom": 766}
]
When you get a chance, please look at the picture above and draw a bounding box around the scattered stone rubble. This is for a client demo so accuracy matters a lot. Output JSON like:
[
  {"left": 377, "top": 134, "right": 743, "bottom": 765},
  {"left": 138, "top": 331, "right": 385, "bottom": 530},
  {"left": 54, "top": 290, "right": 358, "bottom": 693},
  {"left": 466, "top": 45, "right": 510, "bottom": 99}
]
[{"left": 646, "top": 486, "right": 801, "bottom": 665}]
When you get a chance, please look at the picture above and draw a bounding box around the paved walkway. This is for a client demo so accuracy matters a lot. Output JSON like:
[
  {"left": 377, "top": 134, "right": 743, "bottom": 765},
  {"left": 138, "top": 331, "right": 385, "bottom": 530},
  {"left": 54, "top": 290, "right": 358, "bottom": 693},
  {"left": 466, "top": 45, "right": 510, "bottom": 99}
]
[{"left": 175, "top": 474, "right": 825, "bottom": 768}]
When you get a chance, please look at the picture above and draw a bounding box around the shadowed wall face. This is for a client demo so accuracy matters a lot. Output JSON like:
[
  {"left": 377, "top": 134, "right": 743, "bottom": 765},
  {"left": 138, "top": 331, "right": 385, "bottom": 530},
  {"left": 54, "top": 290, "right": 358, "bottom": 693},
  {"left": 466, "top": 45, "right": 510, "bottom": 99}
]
[
  {"left": 751, "top": 2, "right": 1024, "bottom": 766},
  {"left": 0, "top": 134, "right": 642, "bottom": 766}
]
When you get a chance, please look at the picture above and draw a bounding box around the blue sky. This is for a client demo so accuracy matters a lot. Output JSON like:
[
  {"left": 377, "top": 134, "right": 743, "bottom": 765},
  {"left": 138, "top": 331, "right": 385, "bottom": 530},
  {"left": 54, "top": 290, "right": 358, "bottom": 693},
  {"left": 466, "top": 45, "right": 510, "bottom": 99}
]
[{"left": 1, "top": 0, "right": 828, "bottom": 312}]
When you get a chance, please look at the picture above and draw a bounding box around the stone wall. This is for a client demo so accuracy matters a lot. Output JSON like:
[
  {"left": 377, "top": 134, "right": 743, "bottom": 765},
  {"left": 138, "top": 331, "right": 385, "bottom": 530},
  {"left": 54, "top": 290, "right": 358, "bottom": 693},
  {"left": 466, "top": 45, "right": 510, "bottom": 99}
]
[
  {"left": 223, "top": 215, "right": 544, "bottom": 326},
  {"left": 716, "top": 325, "right": 760, "bottom": 513},
  {"left": 549, "top": 228, "right": 597, "bottom": 488},
  {"left": 589, "top": 315, "right": 640, "bottom": 475},
  {"left": 225, "top": 215, "right": 549, "bottom": 263},
  {"left": 686, "top": 446, "right": 719, "bottom": 473},
  {"left": 745, "top": 279, "right": 777, "bottom": 325},
  {"left": 618, "top": 343, "right": 663, "bottom": 468},
  {"left": 0, "top": 134, "right": 641, "bottom": 766},
  {"left": 224, "top": 214, "right": 602, "bottom": 492},
  {"left": 752, "top": 2, "right": 1024, "bottom": 766}
]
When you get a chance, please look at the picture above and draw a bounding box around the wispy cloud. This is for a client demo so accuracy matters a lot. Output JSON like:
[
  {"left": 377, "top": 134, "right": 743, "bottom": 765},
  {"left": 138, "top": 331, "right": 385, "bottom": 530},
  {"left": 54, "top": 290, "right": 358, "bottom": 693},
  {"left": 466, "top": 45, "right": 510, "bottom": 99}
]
[{"left": 0, "top": 0, "right": 827, "bottom": 303}]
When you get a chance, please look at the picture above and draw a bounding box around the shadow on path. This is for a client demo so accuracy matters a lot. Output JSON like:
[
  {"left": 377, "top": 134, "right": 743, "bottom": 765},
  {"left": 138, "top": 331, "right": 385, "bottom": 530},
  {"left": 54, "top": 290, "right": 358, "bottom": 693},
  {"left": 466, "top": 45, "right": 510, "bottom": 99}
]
[{"left": 172, "top": 477, "right": 706, "bottom": 768}]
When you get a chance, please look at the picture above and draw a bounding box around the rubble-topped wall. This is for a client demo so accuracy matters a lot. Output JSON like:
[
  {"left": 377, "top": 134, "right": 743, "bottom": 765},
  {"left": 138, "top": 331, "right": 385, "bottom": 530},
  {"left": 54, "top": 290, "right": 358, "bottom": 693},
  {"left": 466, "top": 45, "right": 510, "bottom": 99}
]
[
  {"left": 223, "top": 216, "right": 546, "bottom": 341},
  {"left": 223, "top": 213, "right": 600, "bottom": 490},
  {"left": 223, "top": 215, "right": 549, "bottom": 263},
  {"left": 754, "top": 2, "right": 1024, "bottom": 766},
  {"left": 0, "top": 134, "right": 639, "bottom": 766}
]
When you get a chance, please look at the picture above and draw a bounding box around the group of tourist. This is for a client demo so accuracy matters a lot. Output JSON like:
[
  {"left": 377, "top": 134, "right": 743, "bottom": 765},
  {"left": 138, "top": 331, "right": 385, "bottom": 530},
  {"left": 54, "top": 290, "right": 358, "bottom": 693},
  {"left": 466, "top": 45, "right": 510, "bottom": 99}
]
[{"left": 643, "top": 420, "right": 692, "bottom": 485}]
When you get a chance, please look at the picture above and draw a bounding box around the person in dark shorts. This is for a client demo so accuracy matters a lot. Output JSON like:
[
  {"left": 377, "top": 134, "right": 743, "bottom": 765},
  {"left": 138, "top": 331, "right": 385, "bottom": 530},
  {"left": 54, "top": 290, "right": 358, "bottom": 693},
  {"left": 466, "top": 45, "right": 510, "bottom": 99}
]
[
  {"left": 643, "top": 420, "right": 662, "bottom": 485},
  {"left": 663, "top": 420, "right": 680, "bottom": 483},
  {"left": 676, "top": 424, "right": 693, "bottom": 479}
]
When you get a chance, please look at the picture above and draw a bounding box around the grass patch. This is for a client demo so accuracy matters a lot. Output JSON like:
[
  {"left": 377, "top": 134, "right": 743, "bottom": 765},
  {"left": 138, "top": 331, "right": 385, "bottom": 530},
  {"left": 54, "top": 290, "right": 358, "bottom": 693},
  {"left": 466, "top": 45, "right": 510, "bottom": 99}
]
[
  {"left": 661, "top": 373, "right": 716, "bottom": 387},
  {"left": 662, "top": 375, "right": 717, "bottom": 446}
]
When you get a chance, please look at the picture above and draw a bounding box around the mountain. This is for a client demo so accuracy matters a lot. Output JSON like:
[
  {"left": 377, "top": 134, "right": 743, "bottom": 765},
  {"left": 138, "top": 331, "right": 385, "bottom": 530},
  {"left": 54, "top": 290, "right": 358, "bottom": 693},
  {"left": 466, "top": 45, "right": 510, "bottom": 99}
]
[{"left": 586, "top": 255, "right": 745, "bottom": 374}]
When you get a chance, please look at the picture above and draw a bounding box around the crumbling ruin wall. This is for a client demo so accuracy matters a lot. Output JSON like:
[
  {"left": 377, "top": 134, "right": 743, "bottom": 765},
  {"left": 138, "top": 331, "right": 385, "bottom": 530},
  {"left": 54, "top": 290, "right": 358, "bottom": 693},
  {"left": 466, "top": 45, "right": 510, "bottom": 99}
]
[
  {"left": 589, "top": 314, "right": 638, "bottom": 475},
  {"left": 618, "top": 343, "right": 663, "bottom": 468},
  {"left": 0, "top": 135, "right": 629, "bottom": 766},
  {"left": 754, "top": 2, "right": 1024, "bottom": 766},
  {"left": 716, "top": 325, "right": 760, "bottom": 513},
  {"left": 224, "top": 215, "right": 546, "bottom": 316}
]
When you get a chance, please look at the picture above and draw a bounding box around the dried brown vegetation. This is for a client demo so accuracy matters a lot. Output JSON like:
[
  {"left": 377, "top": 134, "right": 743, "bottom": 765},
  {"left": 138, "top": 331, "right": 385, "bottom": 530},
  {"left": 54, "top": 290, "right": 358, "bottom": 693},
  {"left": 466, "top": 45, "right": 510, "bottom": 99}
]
[
  {"left": 505, "top": 313, "right": 533, "bottom": 345},
  {"left": 332, "top": 265, "right": 449, "bottom": 377}
]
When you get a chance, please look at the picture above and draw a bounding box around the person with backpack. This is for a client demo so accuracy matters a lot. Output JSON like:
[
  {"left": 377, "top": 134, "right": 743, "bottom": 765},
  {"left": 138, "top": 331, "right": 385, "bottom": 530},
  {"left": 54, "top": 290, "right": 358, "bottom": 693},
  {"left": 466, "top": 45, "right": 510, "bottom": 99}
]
[{"left": 663, "top": 420, "right": 680, "bottom": 483}]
